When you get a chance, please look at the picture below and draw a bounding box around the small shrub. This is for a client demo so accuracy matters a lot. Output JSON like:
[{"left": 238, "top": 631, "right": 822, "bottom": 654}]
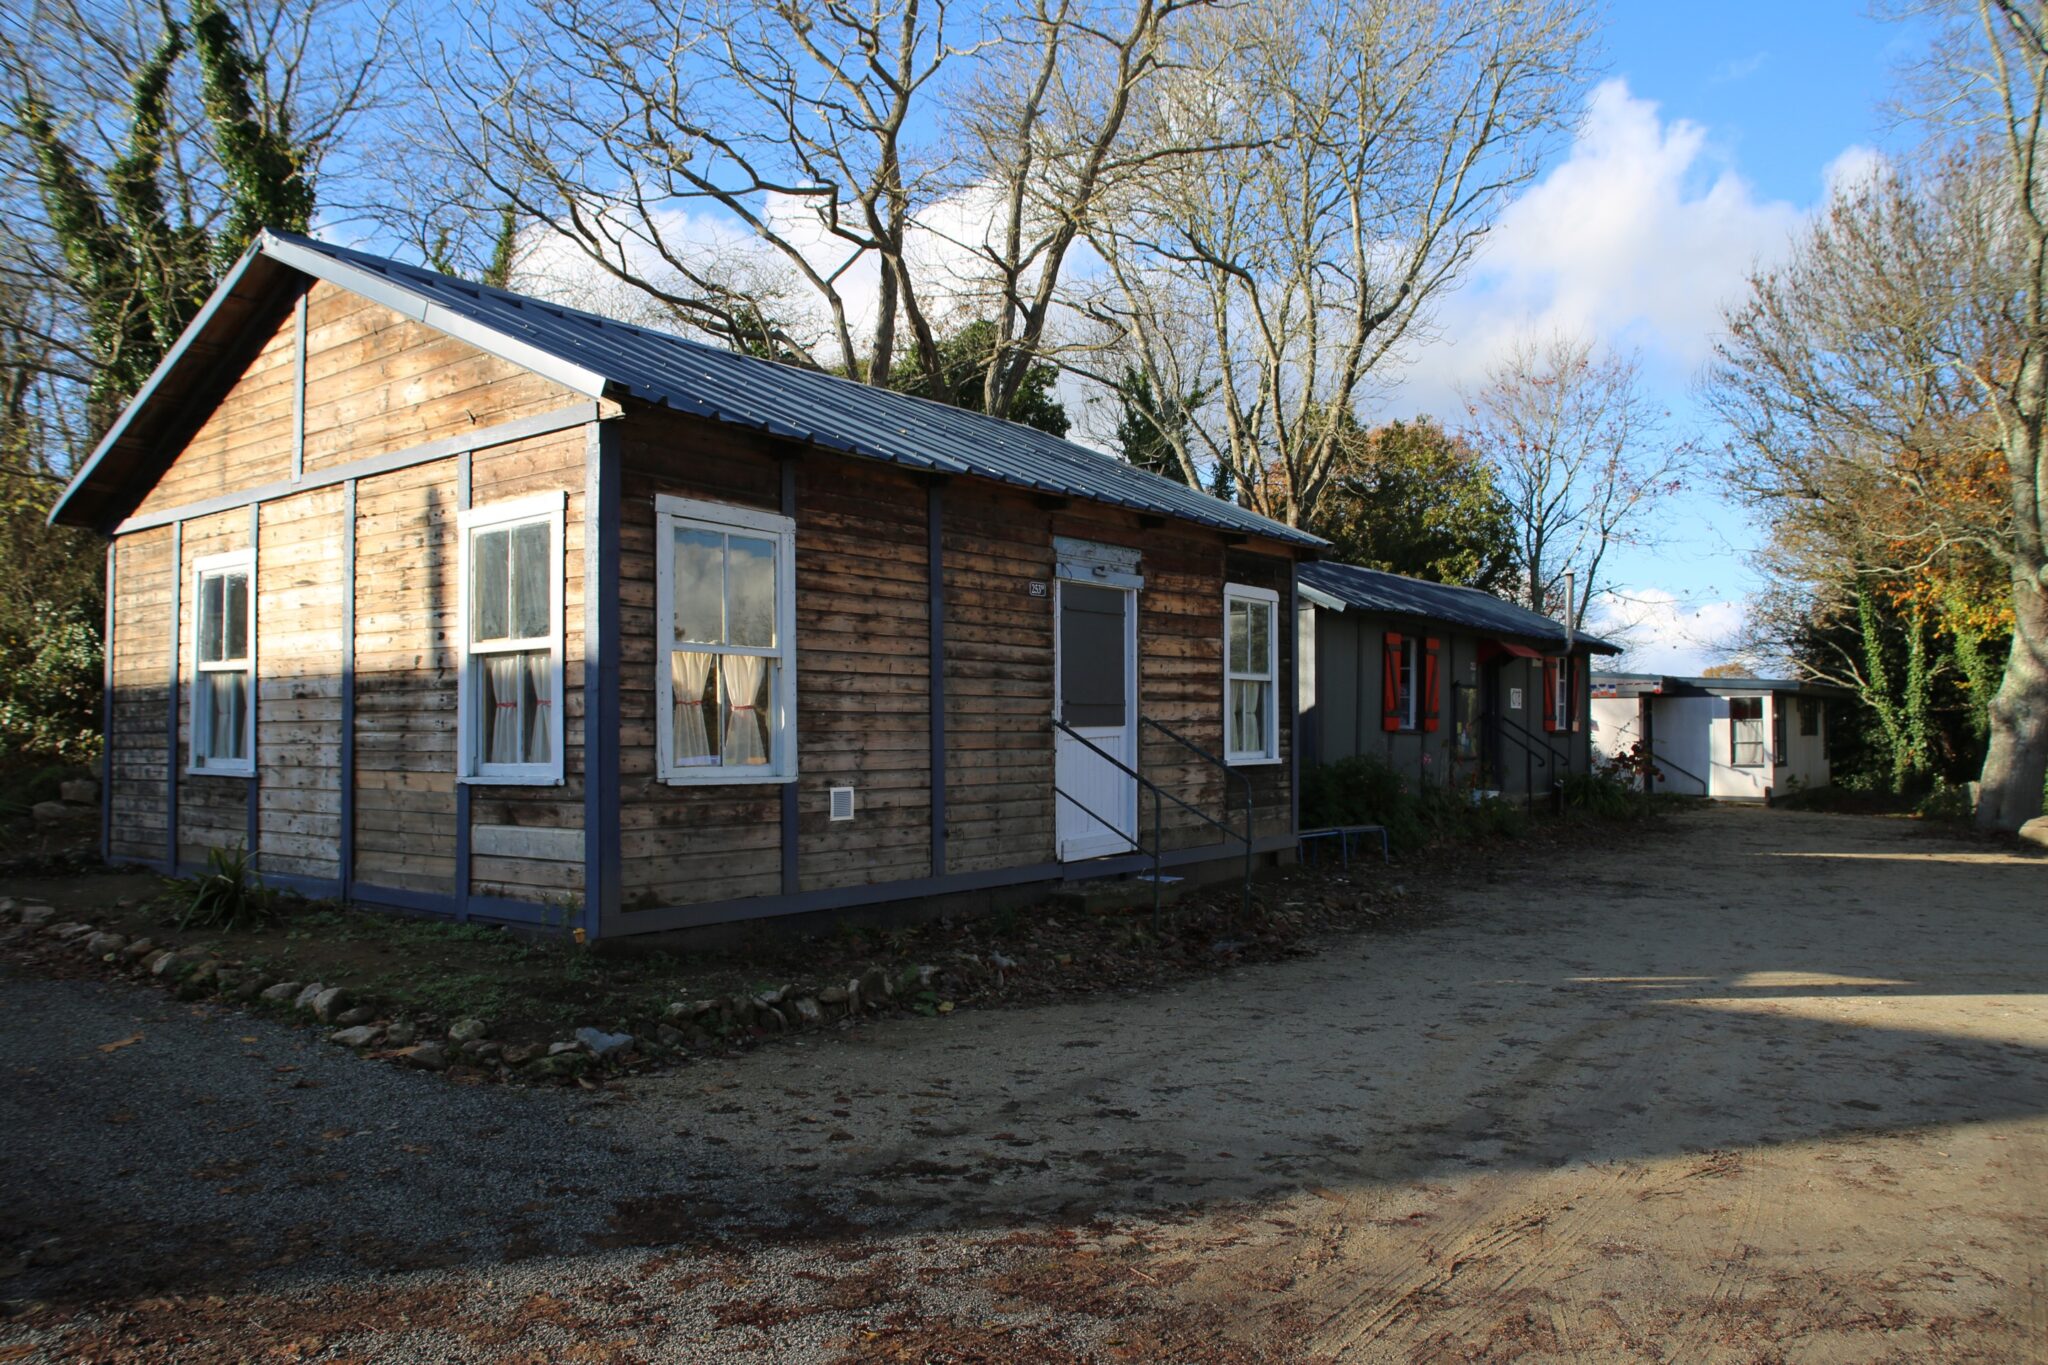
[
  {"left": 1560, "top": 769, "right": 1644, "bottom": 819},
  {"left": 169, "top": 844, "right": 277, "bottom": 933},
  {"left": 1914, "top": 781, "right": 1973, "bottom": 823},
  {"left": 1302, "top": 755, "right": 1528, "bottom": 853}
]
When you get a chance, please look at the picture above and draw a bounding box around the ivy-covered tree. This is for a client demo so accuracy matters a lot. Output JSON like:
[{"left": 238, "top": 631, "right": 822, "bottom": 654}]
[{"left": 15, "top": 0, "right": 319, "bottom": 430}]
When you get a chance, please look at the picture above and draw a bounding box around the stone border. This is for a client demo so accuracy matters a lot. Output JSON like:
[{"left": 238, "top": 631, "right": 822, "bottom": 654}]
[{"left": 0, "top": 895, "right": 995, "bottom": 1085}]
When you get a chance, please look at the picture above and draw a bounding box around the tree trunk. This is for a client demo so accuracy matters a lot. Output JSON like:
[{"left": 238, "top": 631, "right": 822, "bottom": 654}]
[{"left": 1975, "top": 573, "right": 2048, "bottom": 830}]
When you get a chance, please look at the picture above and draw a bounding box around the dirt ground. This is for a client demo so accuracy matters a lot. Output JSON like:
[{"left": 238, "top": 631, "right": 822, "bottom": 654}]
[{"left": 2, "top": 805, "right": 2043, "bottom": 1362}]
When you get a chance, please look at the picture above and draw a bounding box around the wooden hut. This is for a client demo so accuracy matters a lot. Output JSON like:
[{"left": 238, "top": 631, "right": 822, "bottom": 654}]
[
  {"left": 1296, "top": 562, "right": 1617, "bottom": 801},
  {"left": 51, "top": 232, "right": 1322, "bottom": 940}
]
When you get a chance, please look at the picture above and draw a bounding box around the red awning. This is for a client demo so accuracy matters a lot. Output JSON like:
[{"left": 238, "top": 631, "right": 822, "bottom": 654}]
[{"left": 1479, "top": 639, "right": 1545, "bottom": 662}]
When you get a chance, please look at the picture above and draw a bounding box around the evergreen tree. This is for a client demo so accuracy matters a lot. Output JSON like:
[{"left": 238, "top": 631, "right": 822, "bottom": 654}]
[{"left": 887, "top": 321, "right": 1069, "bottom": 437}]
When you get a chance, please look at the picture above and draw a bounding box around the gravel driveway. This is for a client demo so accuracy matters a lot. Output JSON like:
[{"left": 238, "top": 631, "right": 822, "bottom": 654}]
[{"left": 2, "top": 806, "right": 2044, "bottom": 1362}]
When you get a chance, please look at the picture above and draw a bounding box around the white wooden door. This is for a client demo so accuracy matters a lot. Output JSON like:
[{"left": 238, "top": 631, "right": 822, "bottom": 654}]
[{"left": 1055, "top": 580, "right": 1138, "bottom": 861}]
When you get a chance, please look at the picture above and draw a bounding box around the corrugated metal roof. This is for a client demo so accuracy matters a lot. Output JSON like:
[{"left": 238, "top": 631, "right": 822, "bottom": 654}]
[
  {"left": 264, "top": 233, "right": 1324, "bottom": 547},
  {"left": 1298, "top": 560, "right": 1619, "bottom": 653},
  {"left": 1593, "top": 671, "right": 1849, "bottom": 697}
]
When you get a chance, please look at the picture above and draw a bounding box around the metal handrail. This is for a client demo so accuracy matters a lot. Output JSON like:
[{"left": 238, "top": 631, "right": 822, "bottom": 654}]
[
  {"left": 1141, "top": 717, "right": 1255, "bottom": 913},
  {"left": 1492, "top": 712, "right": 1558, "bottom": 768},
  {"left": 1645, "top": 748, "right": 1707, "bottom": 794},
  {"left": 1051, "top": 717, "right": 1254, "bottom": 920}
]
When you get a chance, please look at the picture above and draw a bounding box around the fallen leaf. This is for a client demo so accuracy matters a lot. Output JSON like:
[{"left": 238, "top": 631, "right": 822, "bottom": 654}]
[{"left": 98, "top": 1034, "right": 143, "bottom": 1053}]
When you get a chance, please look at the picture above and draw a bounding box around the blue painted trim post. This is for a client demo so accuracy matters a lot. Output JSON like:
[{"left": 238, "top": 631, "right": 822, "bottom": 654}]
[
  {"left": 584, "top": 421, "right": 622, "bottom": 940},
  {"left": 1289, "top": 566, "right": 1301, "bottom": 841},
  {"left": 340, "top": 479, "right": 356, "bottom": 902},
  {"left": 927, "top": 481, "right": 947, "bottom": 877},
  {"left": 289, "top": 290, "right": 307, "bottom": 483},
  {"left": 245, "top": 502, "right": 260, "bottom": 860},
  {"left": 779, "top": 456, "right": 799, "bottom": 896},
  {"left": 165, "top": 521, "right": 181, "bottom": 868},
  {"left": 454, "top": 454, "right": 472, "bottom": 919},
  {"left": 101, "top": 542, "right": 115, "bottom": 862}
]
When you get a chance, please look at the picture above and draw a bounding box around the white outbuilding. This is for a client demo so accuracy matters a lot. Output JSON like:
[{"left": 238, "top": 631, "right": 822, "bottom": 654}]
[{"left": 1590, "top": 673, "right": 1846, "bottom": 801}]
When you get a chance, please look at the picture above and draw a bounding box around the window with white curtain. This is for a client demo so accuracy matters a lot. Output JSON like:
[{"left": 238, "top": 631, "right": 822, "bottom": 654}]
[
  {"left": 656, "top": 494, "right": 797, "bottom": 784},
  {"left": 1224, "top": 583, "right": 1279, "bottom": 764},
  {"left": 190, "top": 549, "right": 254, "bottom": 775},
  {"left": 459, "top": 492, "right": 564, "bottom": 785}
]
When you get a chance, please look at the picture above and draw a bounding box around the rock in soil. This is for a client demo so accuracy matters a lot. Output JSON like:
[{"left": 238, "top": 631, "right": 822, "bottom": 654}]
[
  {"left": 574, "top": 1027, "right": 635, "bottom": 1059},
  {"left": 447, "top": 1017, "right": 490, "bottom": 1045},
  {"left": 309, "top": 987, "right": 351, "bottom": 1024},
  {"left": 329, "top": 1025, "right": 382, "bottom": 1049},
  {"left": 261, "top": 981, "right": 305, "bottom": 1005}
]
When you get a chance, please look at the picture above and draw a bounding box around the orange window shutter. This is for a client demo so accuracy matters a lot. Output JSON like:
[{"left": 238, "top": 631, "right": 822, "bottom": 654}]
[
  {"left": 1542, "top": 659, "right": 1560, "bottom": 733},
  {"left": 1569, "top": 656, "right": 1583, "bottom": 732},
  {"left": 1422, "top": 637, "right": 1442, "bottom": 732},
  {"left": 1381, "top": 633, "right": 1403, "bottom": 731}
]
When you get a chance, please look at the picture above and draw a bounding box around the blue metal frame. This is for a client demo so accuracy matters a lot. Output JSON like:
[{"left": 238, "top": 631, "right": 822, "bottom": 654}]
[
  {"left": 927, "top": 481, "right": 947, "bottom": 877},
  {"left": 454, "top": 452, "right": 471, "bottom": 920},
  {"left": 779, "top": 456, "right": 799, "bottom": 896},
  {"left": 165, "top": 520, "right": 181, "bottom": 867},
  {"left": 289, "top": 290, "right": 307, "bottom": 483},
  {"left": 340, "top": 479, "right": 356, "bottom": 902},
  {"left": 101, "top": 542, "right": 115, "bottom": 863},
  {"left": 246, "top": 502, "right": 260, "bottom": 860},
  {"left": 584, "top": 420, "right": 622, "bottom": 940}
]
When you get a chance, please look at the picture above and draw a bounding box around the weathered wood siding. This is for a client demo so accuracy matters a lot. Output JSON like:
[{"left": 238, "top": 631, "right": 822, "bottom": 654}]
[
  {"left": 299, "top": 283, "right": 569, "bottom": 475},
  {"left": 130, "top": 299, "right": 299, "bottom": 519},
  {"left": 942, "top": 486, "right": 1057, "bottom": 875},
  {"left": 615, "top": 409, "right": 1296, "bottom": 915},
  {"left": 105, "top": 272, "right": 590, "bottom": 911},
  {"left": 351, "top": 456, "right": 460, "bottom": 892},
  {"left": 106, "top": 527, "right": 174, "bottom": 863},
  {"left": 256, "top": 486, "right": 345, "bottom": 881},
  {"left": 616, "top": 415, "right": 788, "bottom": 908}
]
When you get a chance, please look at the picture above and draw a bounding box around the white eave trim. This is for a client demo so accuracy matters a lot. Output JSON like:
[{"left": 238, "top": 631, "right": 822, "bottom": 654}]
[
  {"left": 1298, "top": 582, "right": 1349, "bottom": 612},
  {"left": 256, "top": 234, "right": 612, "bottom": 401}
]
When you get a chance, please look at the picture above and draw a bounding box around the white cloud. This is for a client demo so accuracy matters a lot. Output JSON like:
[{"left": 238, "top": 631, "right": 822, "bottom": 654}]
[
  {"left": 1586, "top": 588, "right": 1745, "bottom": 676},
  {"left": 1377, "top": 78, "right": 1808, "bottom": 419}
]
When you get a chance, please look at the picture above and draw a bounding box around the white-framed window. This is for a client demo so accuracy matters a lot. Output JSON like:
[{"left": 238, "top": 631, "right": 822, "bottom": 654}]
[
  {"left": 190, "top": 549, "right": 254, "bottom": 775},
  {"left": 1729, "top": 696, "right": 1765, "bottom": 768},
  {"left": 1224, "top": 583, "right": 1280, "bottom": 764},
  {"left": 655, "top": 494, "right": 798, "bottom": 784},
  {"left": 458, "top": 491, "right": 565, "bottom": 785}
]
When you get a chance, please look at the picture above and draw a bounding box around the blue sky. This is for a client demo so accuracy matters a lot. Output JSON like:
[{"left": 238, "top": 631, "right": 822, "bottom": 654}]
[{"left": 1376, "top": 1, "right": 1931, "bottom": 671}]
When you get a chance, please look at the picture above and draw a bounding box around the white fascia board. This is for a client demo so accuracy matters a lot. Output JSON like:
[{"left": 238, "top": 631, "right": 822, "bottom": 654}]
[{"left": 257, "top": 233, "right": 612, "bottom": 401}]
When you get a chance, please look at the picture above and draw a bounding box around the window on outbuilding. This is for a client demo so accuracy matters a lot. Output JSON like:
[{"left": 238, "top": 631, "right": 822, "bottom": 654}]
[
  {"left": 1224, "top": 584, "right": 1279, "bottom": 764},
  {"left": 1729, "top": 696, "right": 1765, "bottom": 768},
  {"left": 656, "top": 494, "right": 798, "bottom": 784},
  {"left": 190, "top": 550, "right": 254, "bottom": 775},
  {"left": 1541, "top": 656, "right": 1578, "bottom": 733},
  {"left": 459, "top": 492, "right": 564, "bottom": 785},
  {"left": 1799, "top": 696, "right": 1821, "bottom": 736}
]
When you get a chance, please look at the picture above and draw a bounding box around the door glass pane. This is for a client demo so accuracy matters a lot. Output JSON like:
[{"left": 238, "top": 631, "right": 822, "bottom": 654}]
[
  {"left": 473, "top": 528, "right": 509, "bottom": 642},
  {"left": 511, "top": 522, "right": 550, "bottom": 639},
  {"left": 727, "top": 534, "right": 777, "bottom": 648},
  {"left": 674, "top": 529, "right": 725, "bottom": 644},
  {"left": 222, "top": 573, "right": 249, "bottom": 662},
  {"left": 1060, "top": 584, "right": 1127, "bottom": 728},
  {"left": 199, "top": 573, "right": 224, "bottom": 664}
]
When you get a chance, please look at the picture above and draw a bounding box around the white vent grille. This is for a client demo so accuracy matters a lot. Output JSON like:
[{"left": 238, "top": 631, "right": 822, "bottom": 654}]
[{"left": 829, "top": 786, "right": 856, "bottom": 821}]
